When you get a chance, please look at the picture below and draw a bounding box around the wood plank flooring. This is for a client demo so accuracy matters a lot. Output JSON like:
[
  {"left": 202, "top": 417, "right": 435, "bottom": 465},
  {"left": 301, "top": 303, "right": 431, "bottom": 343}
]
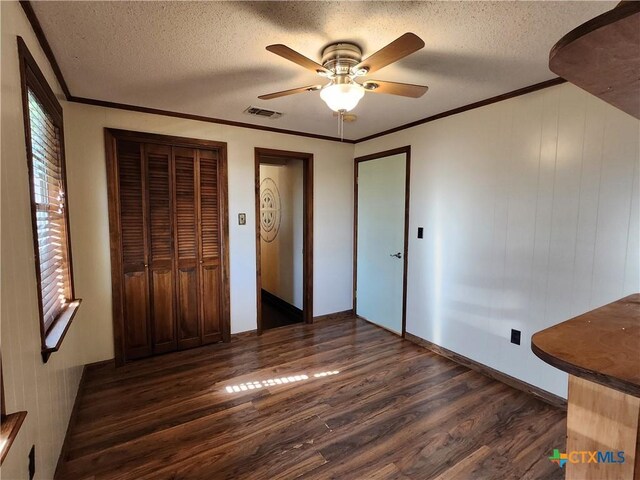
[{"left": 56, "top": 316, "right": 567, "bottom": 480}]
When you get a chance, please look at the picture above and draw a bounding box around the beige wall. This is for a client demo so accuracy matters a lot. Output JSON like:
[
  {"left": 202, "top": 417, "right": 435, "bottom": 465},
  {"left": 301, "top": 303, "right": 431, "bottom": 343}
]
[
  {"left": 260, "top": 162, "right": 304, "bottom": 308},
  {"left": 64, "top": 101, "right": 355, "bottom": 364},
  {"left": 1, "top": 2, "right": 86, "bottom": 479},
  {"left": 1, "top": 2, "right": 354, "bottom": 478},
  {"left": 355, "top": 83, "right": 640, "bottom": 398},
  {"left": 3, "top": 2, "right": 638, "bottom": 478}
]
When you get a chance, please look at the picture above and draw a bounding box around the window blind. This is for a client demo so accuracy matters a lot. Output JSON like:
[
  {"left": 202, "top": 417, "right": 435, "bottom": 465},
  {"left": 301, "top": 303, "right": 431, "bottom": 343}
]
[{"left": 27, "top": 89, "right": 72, "bottom": 331}]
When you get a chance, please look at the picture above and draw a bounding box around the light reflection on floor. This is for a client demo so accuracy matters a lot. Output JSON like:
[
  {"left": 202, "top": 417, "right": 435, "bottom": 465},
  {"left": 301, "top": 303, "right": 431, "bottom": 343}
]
[{"left": 225, "top": 370, "right": 339, "bottom": 393}]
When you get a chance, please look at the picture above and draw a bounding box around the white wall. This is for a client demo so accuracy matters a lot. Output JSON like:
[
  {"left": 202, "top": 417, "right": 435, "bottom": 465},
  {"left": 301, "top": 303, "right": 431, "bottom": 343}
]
[
  {"left": 2, "top": 6, "right": 637, "bottom": 480},
  {"left": 1, "top": 2, "right": 86, "bottom": 479},
  {"left": 355, "top": 83, "right": 640, "bottom": 398},
  {"left": 1, "top": 3, "right": 353, "bottom": 478},
  {"left": 64, "top": 102, "right": 354, "bottom": 363},
  {"left": 260, "top": 162, "right": 304, "bottom": 308}
]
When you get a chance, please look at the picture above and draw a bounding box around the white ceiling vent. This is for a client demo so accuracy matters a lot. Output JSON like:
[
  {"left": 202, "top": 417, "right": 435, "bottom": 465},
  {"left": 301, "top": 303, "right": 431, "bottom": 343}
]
[{"left": 244, "top": 106, "right": 283, "bottom": 119}]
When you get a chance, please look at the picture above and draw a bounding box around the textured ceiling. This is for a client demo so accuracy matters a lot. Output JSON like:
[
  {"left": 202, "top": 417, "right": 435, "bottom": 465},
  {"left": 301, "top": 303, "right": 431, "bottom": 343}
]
[{"left": 32, "top": 1, "right": 614, "bottom": 140}]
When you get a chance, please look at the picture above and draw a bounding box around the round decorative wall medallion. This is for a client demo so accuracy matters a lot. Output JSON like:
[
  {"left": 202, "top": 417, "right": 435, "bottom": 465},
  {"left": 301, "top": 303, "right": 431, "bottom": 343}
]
[{"left": 260, "top": 178, "right": 281, "bottom": 242}]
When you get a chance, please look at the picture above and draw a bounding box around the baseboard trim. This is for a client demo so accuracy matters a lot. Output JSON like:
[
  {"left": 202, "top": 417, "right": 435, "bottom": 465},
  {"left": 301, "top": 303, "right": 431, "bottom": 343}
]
[
  {"left": 231, "top": 329, "right": 258, "bottom": 340},
  {"left": 404, "top": 332, "right": 567, "bottom": 410},
  {"left": 355, "top": 314, "right": 404, "bottom": 337},
  {"left": 261, "top": 289, "right": 303, "bottom": 322},
  {"left": 84, "top": 358, "right": 115, "bottom": 372},
  {"left": 313, "top": 309, "right": 355, "bottom": 322}
]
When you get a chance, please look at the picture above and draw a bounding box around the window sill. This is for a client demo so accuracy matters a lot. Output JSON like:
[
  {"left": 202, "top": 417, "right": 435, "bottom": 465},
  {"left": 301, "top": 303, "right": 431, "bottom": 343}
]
[
  {"left": 41, "top": 299, "right": 82, "bottom": 363},
  {"left": 0, "top": 411, "right": 27, "bottom": 465}
]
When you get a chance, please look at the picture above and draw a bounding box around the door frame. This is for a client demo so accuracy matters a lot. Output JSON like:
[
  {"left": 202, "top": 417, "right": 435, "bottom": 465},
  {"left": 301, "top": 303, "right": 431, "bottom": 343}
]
[
  {"left": 105, "top": 128, "right": 231, "bottom": 365},
  {"left": 255, "top": 148, "right": 314, "bottom": 333},
  {"left": 353, "top": 146, "right": 411, "bottom": 337}
]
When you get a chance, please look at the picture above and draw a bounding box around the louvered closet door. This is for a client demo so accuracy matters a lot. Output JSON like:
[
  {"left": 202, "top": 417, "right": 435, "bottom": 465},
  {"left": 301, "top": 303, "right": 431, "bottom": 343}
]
[
  {"left": 174, "top": 147, "right": 201, "bottom": 349},
  {"left": 117, "top": 140, "right": 152, "bottom": 360},
  {"left": 198, "top": 149, "right": 223, "bottom": 344},
  {"left": 145, "top": 144, "right": 177, "bottom": 354}
]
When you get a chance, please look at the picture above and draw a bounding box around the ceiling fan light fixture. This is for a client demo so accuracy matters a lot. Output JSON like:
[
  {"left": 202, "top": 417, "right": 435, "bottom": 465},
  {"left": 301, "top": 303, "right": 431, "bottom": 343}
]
[{"left": 320, "top": 82, "right": 365, "bottom": 112}]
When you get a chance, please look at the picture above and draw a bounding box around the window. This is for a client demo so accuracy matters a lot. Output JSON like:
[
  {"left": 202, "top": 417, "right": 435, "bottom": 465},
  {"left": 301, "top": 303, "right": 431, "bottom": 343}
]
[{"left": 18, "top": 37, "right": 81, "bottom": 362}]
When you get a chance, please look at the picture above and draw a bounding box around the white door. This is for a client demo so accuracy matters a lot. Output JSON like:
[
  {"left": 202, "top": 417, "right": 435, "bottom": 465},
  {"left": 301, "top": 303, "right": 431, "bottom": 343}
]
[{"left": 356, "top": 153, "right": 407, "bottom": 334}]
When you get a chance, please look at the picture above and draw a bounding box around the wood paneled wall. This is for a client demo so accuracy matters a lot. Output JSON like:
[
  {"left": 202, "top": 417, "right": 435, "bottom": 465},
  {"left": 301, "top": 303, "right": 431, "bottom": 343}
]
[
  {"left": 355, "top": 83, "right": 639, "bottom": 398},
  {"left": 1, "top": 2, "right": 86, "bottom": 478}
]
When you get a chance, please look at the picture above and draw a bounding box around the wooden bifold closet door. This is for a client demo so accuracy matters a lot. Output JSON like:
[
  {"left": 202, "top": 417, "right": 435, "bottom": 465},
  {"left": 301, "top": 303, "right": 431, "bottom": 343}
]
[{"left": 106, "top": 129, "right": 230, "bottom": 365}]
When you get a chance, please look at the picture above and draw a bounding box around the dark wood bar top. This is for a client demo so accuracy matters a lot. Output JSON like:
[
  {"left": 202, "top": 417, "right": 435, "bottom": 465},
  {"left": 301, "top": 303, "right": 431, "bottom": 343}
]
[
  {"left": 549, "top": 1, "right": 640, "bottom": 119},
  {"left": 532, "top": 294, "right": 640, "bottom": 397}
]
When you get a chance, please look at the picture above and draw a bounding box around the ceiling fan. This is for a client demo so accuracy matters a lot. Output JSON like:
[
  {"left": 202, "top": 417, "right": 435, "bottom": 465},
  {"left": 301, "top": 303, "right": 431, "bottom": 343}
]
[{"left": 259, "top": 33, "right": 428, "bottom": 115}]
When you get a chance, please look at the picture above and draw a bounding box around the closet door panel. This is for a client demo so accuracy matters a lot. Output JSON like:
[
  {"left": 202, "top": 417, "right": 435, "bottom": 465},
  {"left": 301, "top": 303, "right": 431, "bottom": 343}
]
[
  {"left": 117, "top": 140, "right": 151, "bottom": 359},
  {"left": 198, "top": 149, "right": 223, "bottom": 342},
  {"left": 150, "top": 269, "right": 174, "bottom": 351},
  {"left": 146, "top": 144, "right": 176, "bottom": 353},
  {"left": 119, "top": 141, "right": 146, "bottom": 269},
  {"left": 201, "top": 263, "right": 222, "bottom": 343},
  {"left": 199, "top": 150, "right": 220, "bottom": 258},
  {"left": 177, "top": 266, "right": 200, "bottom": 348},
  {"left": 123, "top": 272, "right": 150, "bottom": 359},
  {"left": 108, "top": 131, "right": 229, "bottom": 364},
  {"left": 174, "top": 147, "right": 201, "bottom": 348}
]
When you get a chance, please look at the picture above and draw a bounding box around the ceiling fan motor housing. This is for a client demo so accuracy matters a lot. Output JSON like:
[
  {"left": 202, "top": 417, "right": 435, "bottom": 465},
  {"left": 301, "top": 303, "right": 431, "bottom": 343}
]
[{"left": 321, "top": 43, "right": 363, "bottom": 76}]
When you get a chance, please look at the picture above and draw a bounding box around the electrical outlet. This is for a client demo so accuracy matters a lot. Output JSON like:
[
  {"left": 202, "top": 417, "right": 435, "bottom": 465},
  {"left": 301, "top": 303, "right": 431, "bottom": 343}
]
[
  {"left": 238, "top": 213, "right": 246, "bottom": 225},
  {"left": 28, "top": 445, "right": 35, "bottom": 480},
  {"left": 510, "top": 329, "right": 521, "bottom": 345},
  {"left": 417, "top": 227, "right": 424, "bottom": 239}
]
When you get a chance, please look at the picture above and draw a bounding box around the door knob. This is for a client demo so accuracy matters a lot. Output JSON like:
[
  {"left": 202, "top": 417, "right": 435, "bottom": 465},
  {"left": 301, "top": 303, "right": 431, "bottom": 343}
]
[{"left": 390, "top": 252, "right": 402, "bottom": 259}]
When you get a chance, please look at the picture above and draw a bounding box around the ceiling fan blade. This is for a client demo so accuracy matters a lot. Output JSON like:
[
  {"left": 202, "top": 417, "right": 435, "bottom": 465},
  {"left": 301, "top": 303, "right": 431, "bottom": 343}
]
[
  {"left": 258, "top": 85, "right": 323, "bottom": 100},
  {"left": 362, "top": 80, "right": 428, "bottom": 98},
  {"left": 266, "top": 44, "right": 331, "bottom": 75},
  {"left": 354, "top": 33, "right": 425, "bottom": 74}
]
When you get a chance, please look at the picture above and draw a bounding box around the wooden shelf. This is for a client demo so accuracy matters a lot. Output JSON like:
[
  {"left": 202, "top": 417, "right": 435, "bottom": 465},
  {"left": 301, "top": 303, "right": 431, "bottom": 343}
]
[
  {"left": 549, "top": 2, "right": 640, "bottom": 119},
  {"left": 532, "top": 294, "right": 640, "bottom": 397},
  {"left": 0, "top": 411, "right": 27, "bottom": 464}
]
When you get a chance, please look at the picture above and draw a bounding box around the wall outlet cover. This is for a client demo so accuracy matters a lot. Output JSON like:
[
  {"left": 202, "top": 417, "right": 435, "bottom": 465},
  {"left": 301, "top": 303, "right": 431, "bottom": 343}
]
[
  {"left": 510, "top": 329, "right": 521, "bottom": 345},
  {"left": 238, "top": 213, "right": 246, "bottom": 225}
]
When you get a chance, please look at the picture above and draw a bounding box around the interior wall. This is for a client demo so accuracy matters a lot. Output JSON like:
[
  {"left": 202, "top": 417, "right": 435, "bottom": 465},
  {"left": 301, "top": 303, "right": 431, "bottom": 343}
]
[
  {"left": 1, "top": 2, "right": 86, "bottom": 479},
  {"left": 63, "top": 102, "right": 354, "bottom": 363},
  {"left": 260, "top": 162, "right": 304, "bottom": 309},
  {"left": 355, "top": 83, "right": 640, "bottom": 398},
  {"left": 1, "top": 4, "right": 353, "bottom": 478}
]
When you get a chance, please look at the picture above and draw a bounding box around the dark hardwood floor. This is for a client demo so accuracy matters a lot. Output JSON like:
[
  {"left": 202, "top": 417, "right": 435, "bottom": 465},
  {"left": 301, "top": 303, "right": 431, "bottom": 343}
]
[{"left": 57, "top": 316, "right": 566, "bottom": 480}]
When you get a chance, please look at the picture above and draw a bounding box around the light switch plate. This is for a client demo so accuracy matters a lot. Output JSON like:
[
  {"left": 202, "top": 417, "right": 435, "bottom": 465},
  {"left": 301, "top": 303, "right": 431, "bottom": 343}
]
[{"left": 238, "top": 213, "right": 246, "bottom": 225}]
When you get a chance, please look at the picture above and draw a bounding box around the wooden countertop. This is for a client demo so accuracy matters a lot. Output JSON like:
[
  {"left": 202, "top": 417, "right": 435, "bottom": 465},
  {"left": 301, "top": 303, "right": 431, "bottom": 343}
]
[
  {"left": 549, "top": 1, "right": 640, "bottom": 119},
  {"left": 532, "top": 294, "right": 640, "bottom": 397}
]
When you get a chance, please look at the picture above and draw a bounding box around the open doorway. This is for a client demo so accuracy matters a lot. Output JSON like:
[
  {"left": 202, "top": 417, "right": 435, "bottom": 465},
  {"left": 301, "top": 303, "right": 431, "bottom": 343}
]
[{"left": 255, "top": 148, "right": 313, "bottom": 332}]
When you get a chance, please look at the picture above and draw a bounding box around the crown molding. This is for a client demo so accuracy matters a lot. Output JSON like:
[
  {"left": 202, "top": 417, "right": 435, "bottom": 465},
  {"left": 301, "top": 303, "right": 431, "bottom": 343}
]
[
  {"left": 19, "top": 0, "right": 71, "bottom": 99},
  {"left": 20, "top": 0, "right": 567, "bottom": 146},
  {"left": 354, "top": 77, "right": 567, "bottom": 143},
  {"left": 69, "top": 96, "right": 356, "bottom": 143},
  {"left": 18, "top": 0, "right": 356, "bottom": 144}
]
